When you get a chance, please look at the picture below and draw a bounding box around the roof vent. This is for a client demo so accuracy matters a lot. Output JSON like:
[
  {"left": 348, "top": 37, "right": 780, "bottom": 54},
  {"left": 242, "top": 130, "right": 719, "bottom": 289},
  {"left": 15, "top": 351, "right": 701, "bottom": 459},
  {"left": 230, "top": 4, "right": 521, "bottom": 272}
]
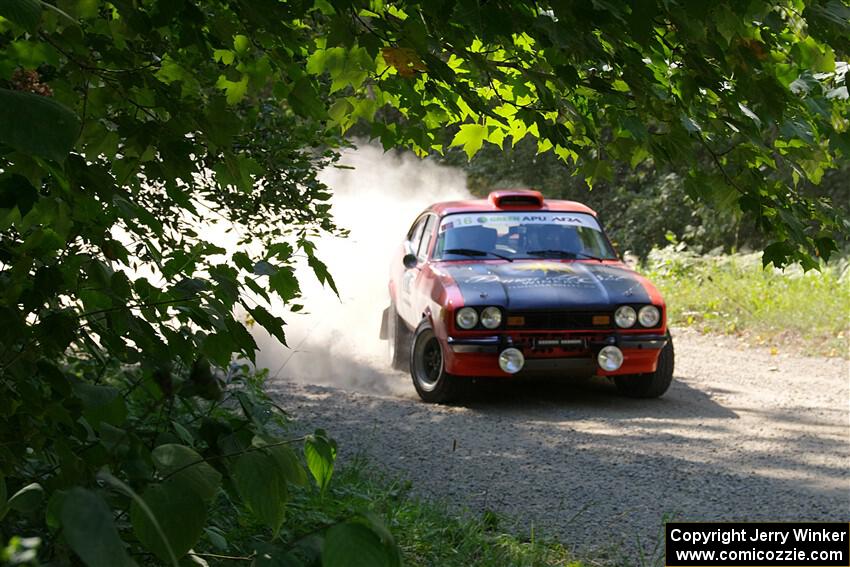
[{"left": 488, "top": 189, "right": 544, "bottom": 208}]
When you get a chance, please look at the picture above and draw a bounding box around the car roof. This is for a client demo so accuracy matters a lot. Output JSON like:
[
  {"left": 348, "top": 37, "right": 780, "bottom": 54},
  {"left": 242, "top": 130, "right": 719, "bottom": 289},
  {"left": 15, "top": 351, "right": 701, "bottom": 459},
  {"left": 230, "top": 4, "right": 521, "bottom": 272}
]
[{"left": 428, "top": 189, "right": 597, "bottom": 217}]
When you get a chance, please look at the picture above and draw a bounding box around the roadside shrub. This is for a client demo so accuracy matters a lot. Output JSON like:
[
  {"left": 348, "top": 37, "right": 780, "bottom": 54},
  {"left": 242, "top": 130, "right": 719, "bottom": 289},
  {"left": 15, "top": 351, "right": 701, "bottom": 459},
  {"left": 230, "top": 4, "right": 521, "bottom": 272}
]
[
  {"left": 0, "top": 358, "right": 401, "bottom": 566},
  {"left": 644, "top": 245, "right": 850, "bottom": 356}
]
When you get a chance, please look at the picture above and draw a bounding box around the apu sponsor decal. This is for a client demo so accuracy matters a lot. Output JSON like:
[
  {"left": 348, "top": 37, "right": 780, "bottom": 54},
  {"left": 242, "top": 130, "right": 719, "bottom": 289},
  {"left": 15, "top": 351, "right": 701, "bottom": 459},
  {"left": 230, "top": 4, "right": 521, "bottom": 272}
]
[{"left": 439, "top": 212, "right": 600, "bottom": 231}]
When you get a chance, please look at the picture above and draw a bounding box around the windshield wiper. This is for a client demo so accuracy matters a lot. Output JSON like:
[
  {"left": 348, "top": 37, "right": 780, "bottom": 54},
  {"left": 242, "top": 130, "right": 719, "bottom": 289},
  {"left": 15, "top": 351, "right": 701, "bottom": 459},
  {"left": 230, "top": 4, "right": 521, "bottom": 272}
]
[
  {"left": 443, "top": 248, "right": 514, "bottom": 262},
  {"left": 526, "top": 249, "right": 605, "bottom": 262}
]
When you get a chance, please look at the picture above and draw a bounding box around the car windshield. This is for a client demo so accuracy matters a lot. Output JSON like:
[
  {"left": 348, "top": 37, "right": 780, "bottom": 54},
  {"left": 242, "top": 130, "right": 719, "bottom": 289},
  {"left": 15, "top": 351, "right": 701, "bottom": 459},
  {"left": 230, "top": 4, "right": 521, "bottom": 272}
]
[{"left": 432, "top": 212, "right": 617, "bottom": 261}]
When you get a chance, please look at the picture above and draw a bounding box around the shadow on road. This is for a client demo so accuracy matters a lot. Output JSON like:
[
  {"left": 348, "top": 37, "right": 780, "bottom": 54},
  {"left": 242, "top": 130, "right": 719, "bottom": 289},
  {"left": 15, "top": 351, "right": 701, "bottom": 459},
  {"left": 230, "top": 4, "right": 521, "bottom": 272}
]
[{"left": 457, "top": 374, "right": 740, "bottom": 421}]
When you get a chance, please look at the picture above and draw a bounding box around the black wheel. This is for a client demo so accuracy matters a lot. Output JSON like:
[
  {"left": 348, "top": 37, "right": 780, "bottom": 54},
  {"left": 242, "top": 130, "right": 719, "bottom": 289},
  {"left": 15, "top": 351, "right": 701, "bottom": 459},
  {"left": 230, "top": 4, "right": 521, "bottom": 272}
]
[
  {"left": 387, "top": 303, "right": 410, "bottom": 371},
  {"left": 614, "top": 333, "right": 675, "bottom": 398},
  {"left": 410, "top": 321, "right": 461, "bottom": 403}
]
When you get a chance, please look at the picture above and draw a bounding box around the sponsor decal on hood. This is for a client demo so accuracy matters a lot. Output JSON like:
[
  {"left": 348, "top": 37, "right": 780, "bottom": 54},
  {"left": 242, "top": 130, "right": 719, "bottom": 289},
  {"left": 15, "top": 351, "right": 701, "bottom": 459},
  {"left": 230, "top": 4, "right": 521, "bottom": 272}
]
[{"left": 442, "top": 261, "right": 651, "bottom": 310}]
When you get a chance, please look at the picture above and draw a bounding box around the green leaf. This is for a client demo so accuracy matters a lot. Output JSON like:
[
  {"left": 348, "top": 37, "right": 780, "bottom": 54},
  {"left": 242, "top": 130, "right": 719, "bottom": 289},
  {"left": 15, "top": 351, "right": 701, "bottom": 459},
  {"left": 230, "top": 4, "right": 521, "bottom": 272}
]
[
  {"left": 232, "top": 450, "right": 289, "bottom": 534},
  {"left": 0, "top": 89, "right": 80, "bottom": 161},
  {"left": 307, "top": 254, "right": 338, "bottom": 295},
  {"left": 45, "top": 489, "right": 66, "bottom": 530},
  {"left": 202, "top": 331, "right": 235, "bottom": 368},
  {"left": 450, "top": 123, "right": 488, "bottom": 159},
  {"left": 305, "top": 430, "right": 336, "bottom": 494},
  {"left": 268, "top": 444, "right": 308, "bottom": 487},
  {"left": 322, "top": 519, "right": 401, "bottom": 567},
  {"left": 0, "top": 0, "right": 41, "bottom": 30},
  {"left": 0, "top": 174, "right": 39, "bottom": 215},
  {"left": 253, "top": 260, "right": 276, "bottom": 276},
  {"left": 233, "top": 34, "right": 251, "bottom": 54},
  {"left": 131, "top": 476, "right": 207, "bottom": 563},
  {"left": 254, "top": 444, "right": 308, "bottom": 486},
  {"left": 172, "top": 421, "right": 195, "bottom": 447},
  {"left": 213, "top": 49, "right": 235, "bottom": 65},
  {"left": 204, "top": 527, "right": 228, "bottom": 551},
  {"left": 8, "top": 482, "right": 44, "bottom": 513},
  {"left": 246, "top": 305, "right": 287, "bottom": 347},
  {"left": 0, "top": 473, "right": 6, "bottom": 517},
  {"left": 762, "top": 241, "right": 795, "bottom": 268},
  {"left": 269, "top": 267, "right": 300, "bottom": 301},
  {"left": 287, "top": 77, "right": 326, "bottom": 120},
  {"left": 151, "top": 444, "right": 221, "bottom": 502},
  {"left": 216, "top": 75, "right": 249, "bottom": 105},
  {"left": 74, "top": 383, "right": 127, "bottom": 427},
  {"left": 60, "top": 488, "right": 137, "bottom": 567},
  {"left": 268, "top": 242, "right": 294, "bottom": 260}
]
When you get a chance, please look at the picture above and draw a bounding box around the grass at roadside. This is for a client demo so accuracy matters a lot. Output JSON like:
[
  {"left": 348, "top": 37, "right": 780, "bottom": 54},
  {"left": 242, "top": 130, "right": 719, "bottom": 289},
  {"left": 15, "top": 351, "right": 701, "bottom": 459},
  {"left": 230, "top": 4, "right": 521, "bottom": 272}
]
[
  {"left": 643, "top": 247, "right": 850, "bottom": 357},
  {"left": 308, "top": 460, "right": 581, "bottom": 567},
  {"left": 207, "top": 455, "right": 585, "bottom": 567}
]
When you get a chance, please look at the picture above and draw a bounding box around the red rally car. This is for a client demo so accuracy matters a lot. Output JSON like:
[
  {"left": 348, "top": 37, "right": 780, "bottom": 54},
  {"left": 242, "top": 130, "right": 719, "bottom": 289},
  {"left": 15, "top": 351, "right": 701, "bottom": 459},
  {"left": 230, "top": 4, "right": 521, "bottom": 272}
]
[{"left": 380, "top": 189, "right": 674, "bottom": 403}]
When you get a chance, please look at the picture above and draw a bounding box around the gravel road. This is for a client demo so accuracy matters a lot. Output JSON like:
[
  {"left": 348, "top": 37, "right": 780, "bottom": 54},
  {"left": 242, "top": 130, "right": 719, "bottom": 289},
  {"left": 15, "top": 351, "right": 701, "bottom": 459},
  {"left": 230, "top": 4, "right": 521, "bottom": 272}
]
[{"left": 268, "top": 329, "right": 850, "bottom": 562}]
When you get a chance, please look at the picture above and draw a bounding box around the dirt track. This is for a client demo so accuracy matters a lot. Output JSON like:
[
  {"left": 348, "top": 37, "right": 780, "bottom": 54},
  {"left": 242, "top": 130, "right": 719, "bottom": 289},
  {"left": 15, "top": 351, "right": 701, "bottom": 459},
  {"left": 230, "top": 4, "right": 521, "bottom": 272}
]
[{"left": 268, "top": 329, "right": 850, "bottom": 563}]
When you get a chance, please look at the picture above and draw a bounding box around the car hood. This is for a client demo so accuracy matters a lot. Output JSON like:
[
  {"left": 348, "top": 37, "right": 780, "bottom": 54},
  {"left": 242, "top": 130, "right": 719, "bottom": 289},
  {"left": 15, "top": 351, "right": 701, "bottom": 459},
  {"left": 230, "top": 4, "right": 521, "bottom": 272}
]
[{"left": 441, "top": 260, "right": 652, "bottom": 310}]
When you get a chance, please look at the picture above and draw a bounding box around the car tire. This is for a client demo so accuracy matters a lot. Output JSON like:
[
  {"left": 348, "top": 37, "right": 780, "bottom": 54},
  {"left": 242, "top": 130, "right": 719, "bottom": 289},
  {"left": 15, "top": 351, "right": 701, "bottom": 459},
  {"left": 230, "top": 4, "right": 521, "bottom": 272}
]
[
  {"left": 614, "top": 332, "right": 675, "bottom": 398},
  {"left": 387, "top": 303, "right": 410, "bottom": 372},
  {"left": 410, "top": 320, "right": 461, "bottom": 404}
]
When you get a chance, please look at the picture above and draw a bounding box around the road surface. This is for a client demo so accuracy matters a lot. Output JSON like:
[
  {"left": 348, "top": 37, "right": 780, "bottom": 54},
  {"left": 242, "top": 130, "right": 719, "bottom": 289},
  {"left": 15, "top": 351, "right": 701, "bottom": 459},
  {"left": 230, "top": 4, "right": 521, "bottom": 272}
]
[{"left": 269, "top": 329, "right": 849, "bottom": 562}]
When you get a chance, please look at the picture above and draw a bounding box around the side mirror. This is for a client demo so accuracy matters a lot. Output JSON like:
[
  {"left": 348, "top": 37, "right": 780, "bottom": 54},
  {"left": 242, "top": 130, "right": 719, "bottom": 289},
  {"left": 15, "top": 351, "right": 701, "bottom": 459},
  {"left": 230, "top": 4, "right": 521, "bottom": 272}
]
[{"left": 403, "top": 253, "right": 418, "bottom": 269}]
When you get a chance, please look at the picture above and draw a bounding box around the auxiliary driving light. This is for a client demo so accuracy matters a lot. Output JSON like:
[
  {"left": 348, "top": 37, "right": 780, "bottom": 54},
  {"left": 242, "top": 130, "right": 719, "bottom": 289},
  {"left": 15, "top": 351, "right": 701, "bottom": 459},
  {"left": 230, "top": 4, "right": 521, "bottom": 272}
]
[
  {"left": 498, "top": 348, "right": 525, "bottom": 374},
  {"left": 597, "top": 346, "right": 624, "bottom": 371}
]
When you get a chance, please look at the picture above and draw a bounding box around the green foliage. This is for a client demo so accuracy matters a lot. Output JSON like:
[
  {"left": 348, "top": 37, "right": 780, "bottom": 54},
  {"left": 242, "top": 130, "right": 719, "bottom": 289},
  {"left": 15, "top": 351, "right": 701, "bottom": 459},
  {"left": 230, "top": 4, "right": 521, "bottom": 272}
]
[
  {"left": 59, "top": 488, "right": 135, "bottom": 567},
  {"left": 0, "top": 1, "right": 371, "bottom": 563},
  {"left": 442, "top": 132, "right": 850, "bottom": 260},
  {"left": 130, "top": 474, "right": 209, "bottom": 562},
  {"left": 323, "top": 518, "right": 402, "bottom": 567},
  {"left": 0, "top": 88, "right": 79, "bottom": 160},
  {"left": 440, "top": 138, "right": 768, "bottom": 258},
  {"left": 233, "top": 450, "right": 289, "bottom": 534},
  {"left": 305, "top": 429, "right": 338, "bottom": 495},
  {"left": 645, "top": 246, "right": 850, "bottom": 356},
  {"left": 0, "top": 0, "right": 847, "bottom": 563},
  {"left": 0, "top": 0, "right": 41, "bottom": 31},
  {"left": 273, "top": 459, "right": 583, "bottom": 567},
  {"left": 5, "top": 484, "right": 43, "bottom": 515},
  {"left": 321, "top": 0, "right": 848, "bottom": 267},
  {"left": 0, "top": 358, "right": 398, "bottom": 565}
]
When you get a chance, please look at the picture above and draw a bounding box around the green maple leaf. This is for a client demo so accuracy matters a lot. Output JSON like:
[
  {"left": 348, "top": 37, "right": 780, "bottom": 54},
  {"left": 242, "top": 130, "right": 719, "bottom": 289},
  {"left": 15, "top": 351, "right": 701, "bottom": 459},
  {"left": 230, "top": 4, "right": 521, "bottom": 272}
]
[{"left": 450, "top": 123, "right": 488, "bottom": 160}]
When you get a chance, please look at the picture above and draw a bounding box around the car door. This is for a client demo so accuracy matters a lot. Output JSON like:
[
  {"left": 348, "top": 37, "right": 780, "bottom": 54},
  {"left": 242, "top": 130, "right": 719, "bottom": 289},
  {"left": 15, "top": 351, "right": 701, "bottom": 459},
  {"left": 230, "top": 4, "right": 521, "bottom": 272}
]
[
  {"left": 404, "top": 214, "right": 438, "bottom": 326},
  {"left": 398, "top": 215, "right": 428, "bottom": 324}
]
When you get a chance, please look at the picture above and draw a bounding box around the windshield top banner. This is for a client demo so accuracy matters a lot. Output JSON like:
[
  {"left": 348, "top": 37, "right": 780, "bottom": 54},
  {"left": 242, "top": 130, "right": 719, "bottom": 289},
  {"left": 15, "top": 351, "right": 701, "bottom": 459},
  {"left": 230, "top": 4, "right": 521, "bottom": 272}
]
[{"left": 440, "top": 212, "right": 601, "bottom": 232}]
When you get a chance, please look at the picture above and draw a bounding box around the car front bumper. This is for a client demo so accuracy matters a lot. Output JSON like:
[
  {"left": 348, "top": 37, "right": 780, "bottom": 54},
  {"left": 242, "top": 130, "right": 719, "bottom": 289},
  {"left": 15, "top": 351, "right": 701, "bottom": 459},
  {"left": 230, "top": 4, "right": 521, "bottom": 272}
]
[{"left": 444, "top": 332, "right": 668, "bottom": 377}]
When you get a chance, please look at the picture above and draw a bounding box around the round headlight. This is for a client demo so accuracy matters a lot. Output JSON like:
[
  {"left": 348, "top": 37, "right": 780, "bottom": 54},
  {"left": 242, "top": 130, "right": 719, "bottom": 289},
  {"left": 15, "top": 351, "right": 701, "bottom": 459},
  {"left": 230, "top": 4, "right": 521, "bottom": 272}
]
[
  {"left": 597, "top": 346, "right": 624, "bottom": 371},
  {"left": 498, "top": 348, "right": 525, "bottom": 374},
  {"left": 480, "top": 306, "right": 502, "bottom": 329},
  {"left": 614, "top": 306, "right": 637, "bottom": 328},
  {"left": 456, "top": 307, "right": 478, "bottom": 329},
  {"left": 638, "top": 305, "right": 660, "bottom": 327}
]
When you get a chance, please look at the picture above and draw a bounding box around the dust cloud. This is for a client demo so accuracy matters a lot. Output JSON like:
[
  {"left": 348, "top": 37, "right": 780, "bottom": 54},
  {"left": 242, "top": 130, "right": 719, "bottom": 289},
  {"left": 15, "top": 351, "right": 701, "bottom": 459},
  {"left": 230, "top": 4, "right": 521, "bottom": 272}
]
[{"left": 251, "top": 143, "right": 470, "bottom": 397}]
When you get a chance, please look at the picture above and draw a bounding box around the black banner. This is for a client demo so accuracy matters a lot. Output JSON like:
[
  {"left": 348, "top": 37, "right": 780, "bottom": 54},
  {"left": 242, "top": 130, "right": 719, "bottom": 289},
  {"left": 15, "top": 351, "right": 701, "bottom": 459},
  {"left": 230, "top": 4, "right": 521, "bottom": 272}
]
[{"left": 666, "top": 522, "right": 850, "bottom": 566}]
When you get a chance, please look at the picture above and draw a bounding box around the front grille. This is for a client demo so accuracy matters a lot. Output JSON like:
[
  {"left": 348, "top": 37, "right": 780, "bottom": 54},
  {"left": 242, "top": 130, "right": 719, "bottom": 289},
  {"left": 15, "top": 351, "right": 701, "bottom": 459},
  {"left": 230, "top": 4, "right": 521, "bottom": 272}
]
[{"left": 507, "top": 310, "right": 612, "bottom": 330}]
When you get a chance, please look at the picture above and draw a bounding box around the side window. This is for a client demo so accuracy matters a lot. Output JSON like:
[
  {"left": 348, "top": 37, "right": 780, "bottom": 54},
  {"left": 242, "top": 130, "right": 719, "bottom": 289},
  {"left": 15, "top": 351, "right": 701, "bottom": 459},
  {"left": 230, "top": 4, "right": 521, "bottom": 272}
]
[
  {"left": 417, "top": 215, "right": 437, "bottom": 261},
  {"left": 407, "top": 216, "right": 427, "bottom": 256}
]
